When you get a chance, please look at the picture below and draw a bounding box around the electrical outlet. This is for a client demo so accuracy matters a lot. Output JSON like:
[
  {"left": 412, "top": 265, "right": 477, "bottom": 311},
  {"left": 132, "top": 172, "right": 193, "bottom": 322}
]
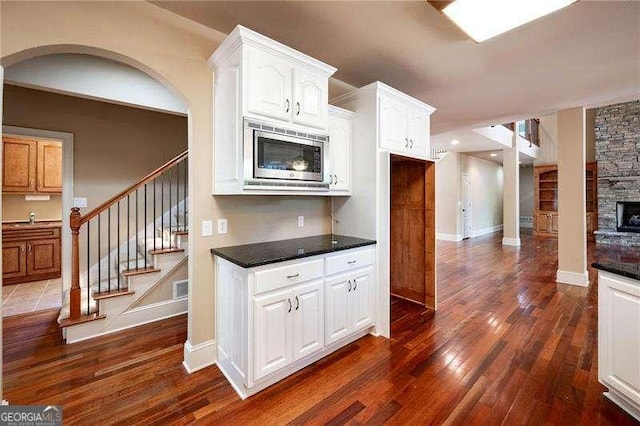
[
  {"left": 218, "top": 219, "right": 228, "bottom": 235},
  {"left": 297, "top": 215, "right": 304, "bottom": 228},
  {"left": 202, "top": 220, "right": 213, "bottom": 237}
]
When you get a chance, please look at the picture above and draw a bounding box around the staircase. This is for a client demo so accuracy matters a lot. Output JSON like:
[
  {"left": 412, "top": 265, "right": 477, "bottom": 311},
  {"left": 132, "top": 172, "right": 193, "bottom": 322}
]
[
  {"left": 59, "top": 151, "right": 188, "bottom": 343},
  {"left": 430, "top": 147, "right": 449, "bottom": 162}
]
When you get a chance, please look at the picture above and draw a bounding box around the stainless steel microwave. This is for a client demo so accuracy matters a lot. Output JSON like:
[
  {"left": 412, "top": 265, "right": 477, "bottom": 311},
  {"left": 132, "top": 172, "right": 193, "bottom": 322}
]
[{"left": 243, "top": 119, "right": 328, "bottom": 186}]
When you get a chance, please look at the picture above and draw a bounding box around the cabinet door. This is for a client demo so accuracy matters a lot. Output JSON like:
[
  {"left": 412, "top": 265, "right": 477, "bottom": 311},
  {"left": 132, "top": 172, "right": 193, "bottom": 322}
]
[
  {"left": 2, "top": 242, "right": 27, "bottom": 280},
  {"left": 3, "top": 137, "right": 36, "bottom": 193},
  {"left": 253, "top": 288, "right": 293, "bottom": 380},
  {"left": 292, "top": 280, "right": 324, "bottom": 361},
  {"left": 379, "top": 95, "right": 409, "bottom": 153},
  {"left": 407, "top": 107, "right": 430, "bottom": 157},
  {"left": 26, "top": 238, "right": 61, "bottom": 277},
  {"left": 598, "top": 274, "right": 640, "bottom": 406},
  {"left": 292, "top": 68, "right": 328, "bottom": 129},
  {"left": 350, "top": 267, "right": 374, "bottom": 332},
  {"left": 328, "top": 113, "right": 351, "bottom": 192},
  {"left": 325, "top": 273, "right": 351, "bottom": 345},
  {"left": 36, "top": 141, "right": 63, "bottom": 193},
  {"left": 246, "top": 48, "right": 292, "bottom": 122},
  {"left": 550, "top": 212, "right": 559, "bottom": 233},
  {"left": 535, "top": 212, "right": 549, "bottom": 233}
]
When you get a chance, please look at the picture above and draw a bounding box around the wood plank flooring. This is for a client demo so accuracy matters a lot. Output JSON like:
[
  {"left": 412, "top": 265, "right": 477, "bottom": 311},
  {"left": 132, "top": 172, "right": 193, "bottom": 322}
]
[{"left": 3, "top": 231, "right": 639, "bottom": 425}]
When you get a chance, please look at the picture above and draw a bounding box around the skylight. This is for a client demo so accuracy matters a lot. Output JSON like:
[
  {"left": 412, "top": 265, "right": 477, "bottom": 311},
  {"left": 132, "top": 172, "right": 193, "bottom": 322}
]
[{"left": 442, "top": 0, "right": 578, "bottom": 43}]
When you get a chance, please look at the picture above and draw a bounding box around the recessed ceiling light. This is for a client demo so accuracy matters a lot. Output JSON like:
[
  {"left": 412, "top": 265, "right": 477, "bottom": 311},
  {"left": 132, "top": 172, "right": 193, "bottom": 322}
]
[
  {"left": 442, "top": 0, "right": 578, "bottom": 43},
  {"left": 490, "top": 153, "right": 498, "bottom": 157},
  {"left": 451, "top": 139, "right": 460, "bottom": 145}
]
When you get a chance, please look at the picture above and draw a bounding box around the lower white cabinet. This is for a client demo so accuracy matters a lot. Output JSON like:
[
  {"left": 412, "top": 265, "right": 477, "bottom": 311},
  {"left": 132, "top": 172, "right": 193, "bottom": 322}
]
[
  {"left": 598, "top": 270, "right": 640, "bottom": 421},
  {"left": 215, "top": 245, "right": 375, "bottom": 399}
]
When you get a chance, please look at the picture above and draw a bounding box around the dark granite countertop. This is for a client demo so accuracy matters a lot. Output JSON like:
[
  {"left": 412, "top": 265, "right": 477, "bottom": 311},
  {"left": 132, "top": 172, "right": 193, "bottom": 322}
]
[
  {"left": 211, "top": 234, "right": 376, "bottom": 268},
  {"left": 592, "top": 262, "right": 640, "bottom": 282}
]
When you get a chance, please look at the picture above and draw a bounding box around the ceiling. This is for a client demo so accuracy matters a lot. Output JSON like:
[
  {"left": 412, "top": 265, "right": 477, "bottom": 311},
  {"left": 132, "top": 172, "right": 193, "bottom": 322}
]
[{"left": 154, "top": 1, "right": 640, "bottom": 134}]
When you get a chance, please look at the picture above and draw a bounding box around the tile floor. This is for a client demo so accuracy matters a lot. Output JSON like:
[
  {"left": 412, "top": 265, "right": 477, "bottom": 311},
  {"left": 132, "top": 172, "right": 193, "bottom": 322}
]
[{"left": 2, "top": 278, "right": 61, "bottom": 317}]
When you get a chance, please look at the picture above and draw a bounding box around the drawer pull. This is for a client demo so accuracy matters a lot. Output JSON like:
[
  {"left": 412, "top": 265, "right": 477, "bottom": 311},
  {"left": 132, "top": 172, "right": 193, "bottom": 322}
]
[
  {"left": 295, "top": 296, "right": 299, "bottom": 310},
  {"left": 348, "top": 280, "right": 352, "bottom": 292},
  {"left": 288, "top": 298, "right": 292, "bottom": 313},
  {"left": 347, "top": 260, "right": 357, "bottom": 265},
  {"left": 353, "top": 279, "right": 358, "bottom": 291},
  {"left": 287, "top": 273, "right": 300, "bottom": 280}
]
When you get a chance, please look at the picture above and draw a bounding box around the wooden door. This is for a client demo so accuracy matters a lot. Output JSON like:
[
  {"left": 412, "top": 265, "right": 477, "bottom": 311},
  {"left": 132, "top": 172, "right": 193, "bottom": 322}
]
[
  {"left": 253, "top": 288, "right": 293, "bottom": 380},
  {"left": 36, "top": 141, "right": 63, "bottom": 193},
  {"left": 2, "top": 137, "right": 36, "bottom": 193},
  {"left": 292, "top": 280, "right": 324, "bottom": 361},
  {"left": 26, "top": 238, "right": 61, "bottom": 277},
  {"left": 349, "top": 267, "right": 374, "bottom": 332},
  {"left": 246, "top": 47, "right": 292, "bottom": 122},
  {"left": 390, "top": 158, "right": 436, "bottom": 308},
  {"left": 2, "top": 242, "right": 27, "bottom": 281},
  {"left": 292, "top": 68, "right": 327, "bottom": 129},
  {"left": 324, "top": 273, "right": 350, "bottom": 345}
]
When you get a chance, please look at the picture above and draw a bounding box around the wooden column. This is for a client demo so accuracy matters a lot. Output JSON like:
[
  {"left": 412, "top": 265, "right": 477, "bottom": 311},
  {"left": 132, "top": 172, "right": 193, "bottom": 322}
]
[{"left": 70, "top": 207, "right": 82, "bottom": 319}]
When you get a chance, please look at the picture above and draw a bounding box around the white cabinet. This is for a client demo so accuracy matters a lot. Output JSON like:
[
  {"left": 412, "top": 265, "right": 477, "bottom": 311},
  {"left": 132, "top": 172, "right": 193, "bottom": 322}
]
[
  {"left": 293, "top": 68, "right": 328, "bottom": 129},
  {"left": 246, "top": 48, "right": 292, "bottom": 122},
  {"left": 598, "top": 271, "right": 640, "bottom": 420},
  {"left": 379, "top": 92, "right": 433, "bottom": 158},
  {"left": 325, "top": 267, "right": 373, "bottom": 345},
  {"left": 328, "top": 106, "right": 353, "bottom": 194},
  {"left": 215, "top": 245, "right": 375, "bottom": 399}
]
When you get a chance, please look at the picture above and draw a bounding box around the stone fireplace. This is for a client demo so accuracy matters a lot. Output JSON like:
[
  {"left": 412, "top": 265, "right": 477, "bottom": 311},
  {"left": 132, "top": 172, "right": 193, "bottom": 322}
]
[{"left": 594, "top": 100, "right": 640, "bottom": 246}]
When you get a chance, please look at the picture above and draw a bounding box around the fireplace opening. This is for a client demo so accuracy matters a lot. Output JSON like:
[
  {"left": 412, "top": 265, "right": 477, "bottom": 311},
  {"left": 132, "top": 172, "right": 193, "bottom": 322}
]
[{"left": 617, "top": 202, "right": 640, "bottom": 233}]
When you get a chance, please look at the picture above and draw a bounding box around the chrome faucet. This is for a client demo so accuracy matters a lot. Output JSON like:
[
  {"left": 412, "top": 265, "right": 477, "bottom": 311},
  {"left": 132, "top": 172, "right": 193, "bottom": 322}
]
[{"left": 29, "top": 212, "right": 36, "bottom": 225}]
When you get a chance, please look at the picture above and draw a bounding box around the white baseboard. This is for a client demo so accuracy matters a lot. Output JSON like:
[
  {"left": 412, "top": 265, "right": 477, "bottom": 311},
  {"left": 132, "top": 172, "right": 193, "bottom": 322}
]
[
  {"left": 556, "top": 269, "right": 589, "bottom": 287},
  {"left": 471, "top": 224, "right": 503, "bottom": 237},
  {"left": 183, "top": 339, "right": 217, "bottom": 373},
  {"left": 520, "top": 222, "right": 534, "bottom": 229},
  {"left": 437, "top": 233, "right": 463, "bottom": 242},
  {"left": 502, "top": 237, "right": 521, "bottom": 246}
]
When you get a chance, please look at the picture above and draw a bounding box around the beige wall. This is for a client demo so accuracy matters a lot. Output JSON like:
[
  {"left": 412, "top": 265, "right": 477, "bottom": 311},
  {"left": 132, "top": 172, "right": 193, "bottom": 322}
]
[
  {"left": 0, "top": 2, "right": 334, "bottom": 355},
  {"left": 435, "top": 152, "right": 461, "bottom": 236},
  {"left": 464, "top": 155, "right": 504, "bottom": 232},
  {"left": 134, "top": 259, "right": 187, "bottom": 307},
  {"left": 3, "top": 194, "right": 62, "bottom": 222},
  {"left": 519, "top": 166, "right": 534, "bottom": 218},
  {"left": 3, "top": 85, "right": 188, "bottom": 212},
  {"left": 536, "top": 109, "right": 596, "bottom": 166}
]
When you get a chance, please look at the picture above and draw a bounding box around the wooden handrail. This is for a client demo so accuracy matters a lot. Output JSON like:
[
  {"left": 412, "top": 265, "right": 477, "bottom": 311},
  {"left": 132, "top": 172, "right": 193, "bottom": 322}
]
[{"left": 78, "top": 150, "right": 188, "bottom": 226}]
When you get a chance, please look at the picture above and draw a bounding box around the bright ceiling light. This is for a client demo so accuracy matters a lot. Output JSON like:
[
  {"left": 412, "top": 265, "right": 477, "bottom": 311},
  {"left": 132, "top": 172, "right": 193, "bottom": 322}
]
[
  {"left": 451, "top": 139, "right": 460, "bottom": 145},
  {"left": 490, "top": 153, "right": 498, "bottom": 157},
  {"left": 442, "top": 0, "right": 578, "bottom": 43}
]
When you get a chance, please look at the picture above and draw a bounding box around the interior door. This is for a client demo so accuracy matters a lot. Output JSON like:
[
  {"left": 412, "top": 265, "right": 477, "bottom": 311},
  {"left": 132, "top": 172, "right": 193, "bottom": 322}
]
[
  {"left": 2, "top": 137, "right": 36, "bottom": 193},
  {"left": 246, "top": 47, "right": 292, "bottom": 122},
  {"left": 462, "top": 173, "right": 472, "bottom": 239},
  {"left": 2, "top": 242, "right": 27, "bottom": 281},
  {"left": 328, "top": 114, "right": 350, "bottom": 191},
  {"left": 379, "top": 95, "right": 408, "bottom": 152},
  {"left": 325, "top": 273, "right": 350, "bottom": 345},
  {"left": 36, "top": 141, "right": 63, "bottom": 193},
  {"left": 26, "top": 238, "right": 61, "bottom": 276},
  {"left": 292, "top": 68, "right": 327, "bottom": 129},
  {"left": 349, "top": 267, "right": 373, "bottom": 332},
  {"left": 253, "top": 288, "right": 293, "bottom": 380},
  {"left": 292, "top": 280, "right": 324, "bottom": 361}
]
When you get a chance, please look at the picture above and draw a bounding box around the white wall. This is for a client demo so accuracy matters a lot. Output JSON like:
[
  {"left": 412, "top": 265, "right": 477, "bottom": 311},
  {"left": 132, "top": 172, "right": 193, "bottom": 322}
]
[{"left": 5, "top": 53, "right": 188, "bottom": 115}]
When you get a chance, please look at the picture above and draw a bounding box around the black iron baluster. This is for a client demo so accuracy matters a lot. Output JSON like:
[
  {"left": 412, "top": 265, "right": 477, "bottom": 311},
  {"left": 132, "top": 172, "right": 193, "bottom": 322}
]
[
  {"left": 161, "top": 173, "right": 164, "bottom": 250},
  {"left": 184, "top": 160, "right": 187, "bottom": 233},
  {"left": 117, "top": 201, "right": 121, "bottom": 291},
  {"left": 175, "top": 165, "right": 179, "bottom": 238},
  {"left": 136, "top": 189, "right": 139, "bottom": 270},
  {"left": 169, "top": 168, "right": 172, "bottom": 247},
  {"left": 108, "top": 207, "right": 111, "bottom": 293},
  {"left": 98, "top": 213, "right": 101, "bottom": 295},
  {"left": 153, "top": 179, "right": 157, "bottom": 251},
  {"left": 87, "top": 221, "right": 90, "bottom": 315},
  {"left": 144, "top": 184, "right": 148, "bottom": 267},
  {"left": 127, "top": 194, "right": 130, "bottom": 272}
]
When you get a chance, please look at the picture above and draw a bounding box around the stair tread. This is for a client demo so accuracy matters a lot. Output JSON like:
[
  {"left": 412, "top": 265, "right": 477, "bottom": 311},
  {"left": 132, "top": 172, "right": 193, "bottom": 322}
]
[
  {"left": 149, "top": 247, "right": 184, "bottom": 255},
  {"left": 93, "top": 289, "right": 134, "bottom": 300},
  {"left": 121, "top": 267, "right": 161, "bottom": 277},
  {"left": 59, "top": 313, "right": 106, "bottom": 328}
]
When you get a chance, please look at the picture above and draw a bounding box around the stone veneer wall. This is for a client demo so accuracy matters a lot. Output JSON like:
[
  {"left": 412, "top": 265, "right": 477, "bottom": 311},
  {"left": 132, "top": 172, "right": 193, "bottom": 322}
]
[{"left": 594, "top": 100, "right": 640, "bottom": 246}]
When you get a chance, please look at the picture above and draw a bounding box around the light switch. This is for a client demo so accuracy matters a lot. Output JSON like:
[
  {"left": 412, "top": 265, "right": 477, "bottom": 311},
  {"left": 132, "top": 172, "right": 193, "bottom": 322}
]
[
  {"left": 297, "top": 216, "right": 304, "bottom": 228},
  {"left": 217, "top": 219, "right": 228, "bottom": 235},
  {"left": 73, "top": 197, "right": 88, "bottom": 208},
  {"left": 202, "top": 220, "right": 213, "bottom": 237}
]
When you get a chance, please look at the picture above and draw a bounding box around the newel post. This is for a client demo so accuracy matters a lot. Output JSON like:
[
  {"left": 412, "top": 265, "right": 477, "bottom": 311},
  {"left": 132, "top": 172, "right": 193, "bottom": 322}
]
[{"left": 70, "top": 208, "right": 82, "bottom": 319}]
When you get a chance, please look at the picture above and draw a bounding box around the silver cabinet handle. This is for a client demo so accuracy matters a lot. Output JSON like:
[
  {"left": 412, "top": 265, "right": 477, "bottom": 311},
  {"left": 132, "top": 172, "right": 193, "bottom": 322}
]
[
  {"left": 334, "top": 174, "right": 338, "bottom": 184},
  {"left": 28, "top": 245, "right": 32, "bottom": 253},
  {"left": 288, "top": 298, "right": 292, "bottom": 313},
  {"left": 405, "top": 138, "right": 409, "bottom": 148},
  {"left": 285, "top": 99, "right": 290, "bottom": 113},
  {"left": 348, "top": 280, "right": 352, "bottom": 292},
  {"left": 353, "top": 279, "right": 358, "bottom": 291},
  {"left": 21, "top": 246, "right": 25, "bottom": 254},
  {"left": 410, "top": 139, "right": 414, "bottom": 149},
  {"left": 287, "top": 273, "right": 299, "bottom": 280},
  {"left": 295, "top": 296, "right": 299, "bottom": 310},
  {"left": 347, "top": 260, "right": 357, "bottom": 265},
  {"left": 296, "top": 102, "right": 301, "bottom": 116}
]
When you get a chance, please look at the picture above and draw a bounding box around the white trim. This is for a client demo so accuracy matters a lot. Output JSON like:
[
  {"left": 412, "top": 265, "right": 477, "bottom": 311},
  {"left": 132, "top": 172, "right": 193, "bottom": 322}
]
[
  {"left": 437, "top": 233, "right": 464, "bottom": 242},
  {"left": 183, "top": 339, "right": 217, "bottom": 373},
  {"left": 502, "top": 237, "right": 521, "bottom": 246},
  {"left": 471, "top": 224, "right": 503, "bottom": 237},
  {"left": 2, "top": 126, "right": 74, "bottom": 293},
  {"left": 556, "top": 269, "right": 589, "bottom": 287},
  {"left": 520, "top": 222, "right": 534, "bottom": 229}
]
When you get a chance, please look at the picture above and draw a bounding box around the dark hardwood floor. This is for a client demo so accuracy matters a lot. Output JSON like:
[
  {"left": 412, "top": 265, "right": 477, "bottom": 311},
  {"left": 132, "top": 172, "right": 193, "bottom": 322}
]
[{"left": 3, "top": 231, "right": 639, "bottom": 425}]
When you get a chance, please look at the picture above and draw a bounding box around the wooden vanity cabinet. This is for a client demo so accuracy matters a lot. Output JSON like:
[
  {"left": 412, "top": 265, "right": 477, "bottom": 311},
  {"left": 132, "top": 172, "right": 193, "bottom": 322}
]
[{"left": 2, "top": 225, "right": 61, "bottom": 285}]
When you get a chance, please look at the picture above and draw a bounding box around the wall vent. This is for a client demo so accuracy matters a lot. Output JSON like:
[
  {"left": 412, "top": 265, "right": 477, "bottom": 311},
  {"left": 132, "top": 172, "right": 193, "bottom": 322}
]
[{"left": 173, "top": 279, "right": 188, "bottom": 300}]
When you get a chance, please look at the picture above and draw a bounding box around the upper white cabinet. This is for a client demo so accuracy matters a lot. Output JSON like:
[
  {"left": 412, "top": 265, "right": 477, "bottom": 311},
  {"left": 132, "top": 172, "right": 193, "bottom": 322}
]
[
  {"left": 246, "top": 48, "right": 292, "bottom": 122},
  {"left": 293, "top": 68, "right": 328, "bottom": 129},
  {"left": 328, "top": 106, "right": 353, "bottom": 195}
]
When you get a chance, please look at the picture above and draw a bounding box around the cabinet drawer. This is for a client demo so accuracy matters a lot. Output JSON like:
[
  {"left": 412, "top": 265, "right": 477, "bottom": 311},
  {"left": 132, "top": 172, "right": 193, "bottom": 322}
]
[
  {"left": 325, "top": 248, "right": 374, "bottom": 276},
  {"left": 255, "top": 259, "right": 324, "bottom": 294},
  {"left": 2, "top": 227, "right": 60, "bottom": 241}
]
